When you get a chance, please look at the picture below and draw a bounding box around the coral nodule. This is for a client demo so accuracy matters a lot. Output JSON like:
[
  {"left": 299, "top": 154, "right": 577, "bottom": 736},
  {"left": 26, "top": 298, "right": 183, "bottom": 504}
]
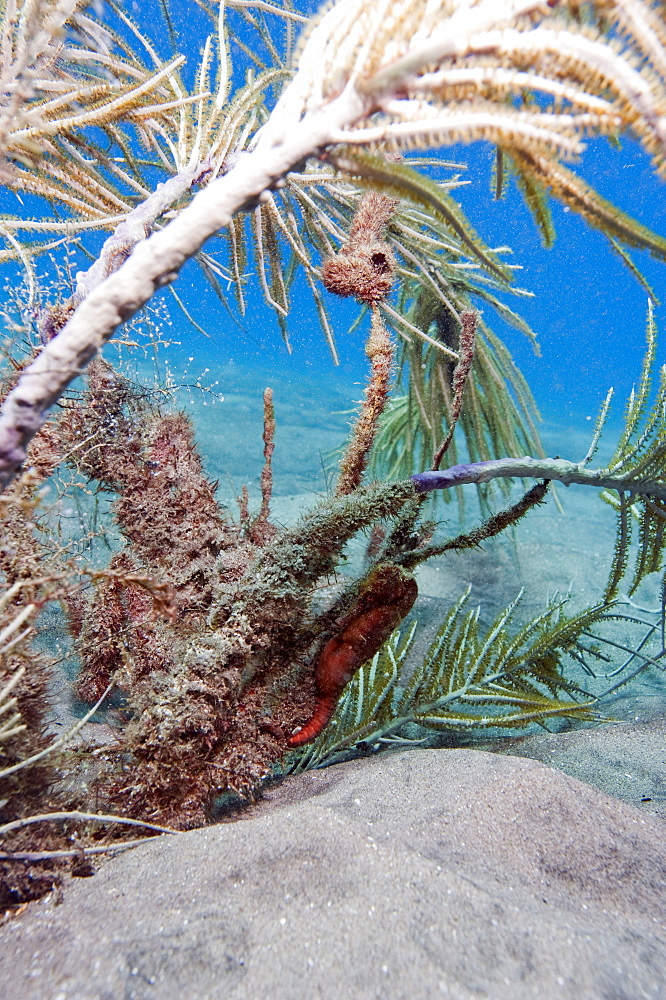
[{"left": 322, "top": 191, "right": 397, "bottom": 304}]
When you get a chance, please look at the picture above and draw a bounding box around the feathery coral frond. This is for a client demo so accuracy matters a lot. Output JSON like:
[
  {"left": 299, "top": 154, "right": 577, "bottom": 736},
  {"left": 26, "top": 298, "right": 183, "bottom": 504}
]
[{"left": 289, "top": 590, "right": 610, "bottom": 771}]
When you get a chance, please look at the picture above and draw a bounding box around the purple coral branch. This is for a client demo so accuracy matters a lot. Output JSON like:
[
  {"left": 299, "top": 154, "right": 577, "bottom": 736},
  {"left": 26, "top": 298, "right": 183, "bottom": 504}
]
[{"left": 411, "top": 456, "right": 666, "bottom": 501}]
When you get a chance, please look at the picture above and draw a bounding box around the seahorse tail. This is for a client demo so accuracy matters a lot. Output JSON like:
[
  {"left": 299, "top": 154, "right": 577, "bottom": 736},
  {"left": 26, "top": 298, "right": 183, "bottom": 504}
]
[{"left": 286, "top": 693, "right": 338, "bottom": 747}]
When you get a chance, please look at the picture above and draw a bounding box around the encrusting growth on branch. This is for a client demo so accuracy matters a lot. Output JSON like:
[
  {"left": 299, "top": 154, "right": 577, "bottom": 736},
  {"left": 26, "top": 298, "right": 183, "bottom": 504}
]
[
  {"left": 432, "top": 310, "right": 477, "bottom": 471},
  {"left": 336, "top": 308, "right": 395, "bottom": 496},
  {"left": 324, "top": 191, "right": 398, "bottom": 496},
  {"left": 251, "top": 387, "right": 276, "bottom": 544},
  {"left": 321, "top": 191, "right": 397, "bottom": 304},
  {"left": 397, "top": 481, "right": 550, "bottom": 569}
]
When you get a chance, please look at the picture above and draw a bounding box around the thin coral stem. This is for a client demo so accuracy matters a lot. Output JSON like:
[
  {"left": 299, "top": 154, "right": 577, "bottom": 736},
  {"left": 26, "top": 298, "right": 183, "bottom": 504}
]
[
  {"left": 432, "top": 309, "right": 477, "bottom": 470},
  {"left": 336, "top": 307, "right": 394, "bottom": 495},
  {"left": 260, "top": 388, "right": 275, "bottom": 515}
]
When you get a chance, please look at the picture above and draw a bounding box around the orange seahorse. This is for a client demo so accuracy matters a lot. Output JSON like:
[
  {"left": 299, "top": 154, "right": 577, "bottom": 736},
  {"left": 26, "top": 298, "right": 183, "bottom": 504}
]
[{"left": 288, "top": 564, "right": 417, "bottom": 747}]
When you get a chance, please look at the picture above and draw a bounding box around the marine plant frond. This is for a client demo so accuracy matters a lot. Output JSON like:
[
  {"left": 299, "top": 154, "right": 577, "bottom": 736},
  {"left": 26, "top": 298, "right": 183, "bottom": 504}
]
[
  {"left": 66, "top": 131, "right": 154, "bottom": 199},
  {"left": 105, "top": 0, "right": 174, "bottom": 67},
  {"left": 0, "top": 214, "right": 129, "bottom": 234},
  {"left": 508, "top": 148, "right": 666, "bottom": 262},
  {"left": 0, "top": 662, "right": 27, "bottom": 746},
  {"left": 190, "top": 0, "right": 306, "bottom": 77},
  {"left": 0, "top": 590, "right": 37, "bottom": 747},
  {"left": 227, "top": 0, "right": 309, "bottom": 23},
  {"left": 225, "top": 216, "right": 249, "bottom": 315},
  {"left": 412, "top": 304, "right": 666, "bottom": 599},
  {"left": 256, "top": 153, "right": 541, "bottom": 457},
  {"left": 590, "top": 301, "right": 666, "bottom": 604},
  {"left": 1, "top": 34, "right": 288, "bottom": 270},
  {"left": 0, "top": 3, "right": 218, "bottom": 245},
  {"left": 503, "top": 150, "right": 556, "bottom": 248},
  {"left": 289, "top": 589, "right": 612, "bottom": 772},
  {"left": 3, "top": 165, "right": 130, "bottom": 223},
  {"left": 0, "top": 0, "right": 286, "bottom": 249},
  {"left": 609, "top": 299, "right": 659, "bottom": 469},
  {"left": 11, "top": 55, "right": 189, "bottom": 143},
  {"left": 24, "top": 149, "right": 133, "bottom": 215},
  {"left": 312, "top": 3, "right": 666, "bottom": 173},
  {"left": 252, "top": 202, "right": 289, "bottom": 317},
  {"left": 0, "top": 1, "right": 198, "bottom": 183},
  {"left": 607, "top": 239, "right": 660, "bottom": 303}
]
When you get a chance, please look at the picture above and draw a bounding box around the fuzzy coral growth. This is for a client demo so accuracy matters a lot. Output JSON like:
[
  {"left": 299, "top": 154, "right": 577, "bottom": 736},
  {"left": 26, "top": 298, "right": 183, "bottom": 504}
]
[
  {"left": 335, "top": 307, "right": 395, "bottom": 496},
  {"left": 322, "top": 191, "right": 397, "bottom": 304},
  {"left": 325, "top": 190, "right": 399, "bottom": 495},
  {"left": 74, "top": 553, "right": 174, "bottom": 702},
  {"left": 114, "top": 410, "right": 237, "bottom": 614}
]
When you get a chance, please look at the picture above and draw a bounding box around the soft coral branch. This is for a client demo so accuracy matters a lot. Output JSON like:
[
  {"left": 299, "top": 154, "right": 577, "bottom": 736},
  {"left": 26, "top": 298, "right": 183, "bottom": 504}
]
[{"left": 3, "top": 0, "right": 666, "bottom": 490}]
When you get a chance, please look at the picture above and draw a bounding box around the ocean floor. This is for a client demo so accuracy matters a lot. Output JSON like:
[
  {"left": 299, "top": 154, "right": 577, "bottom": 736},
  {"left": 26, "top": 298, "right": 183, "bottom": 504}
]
[{"left": 1, "top": 748, "right": 664, "bottom": 1000}]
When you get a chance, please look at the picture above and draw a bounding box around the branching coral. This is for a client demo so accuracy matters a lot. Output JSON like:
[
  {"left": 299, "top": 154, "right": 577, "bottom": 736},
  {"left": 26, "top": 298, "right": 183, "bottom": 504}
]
[
  {"left": 4, "top": 0, "right": 666, "bottom": 489},
  {"left": 19, "top": 337, "right": 418, "bottom": 825}
]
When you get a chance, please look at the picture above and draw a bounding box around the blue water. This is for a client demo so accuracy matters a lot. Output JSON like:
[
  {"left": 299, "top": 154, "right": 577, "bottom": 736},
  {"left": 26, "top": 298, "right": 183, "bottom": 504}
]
[
  {"left": 71, "top": 0, "right": 653, "bottom": 430},
  {"left": 149, "top": 136, "right": 666, "bottom": 417}
]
